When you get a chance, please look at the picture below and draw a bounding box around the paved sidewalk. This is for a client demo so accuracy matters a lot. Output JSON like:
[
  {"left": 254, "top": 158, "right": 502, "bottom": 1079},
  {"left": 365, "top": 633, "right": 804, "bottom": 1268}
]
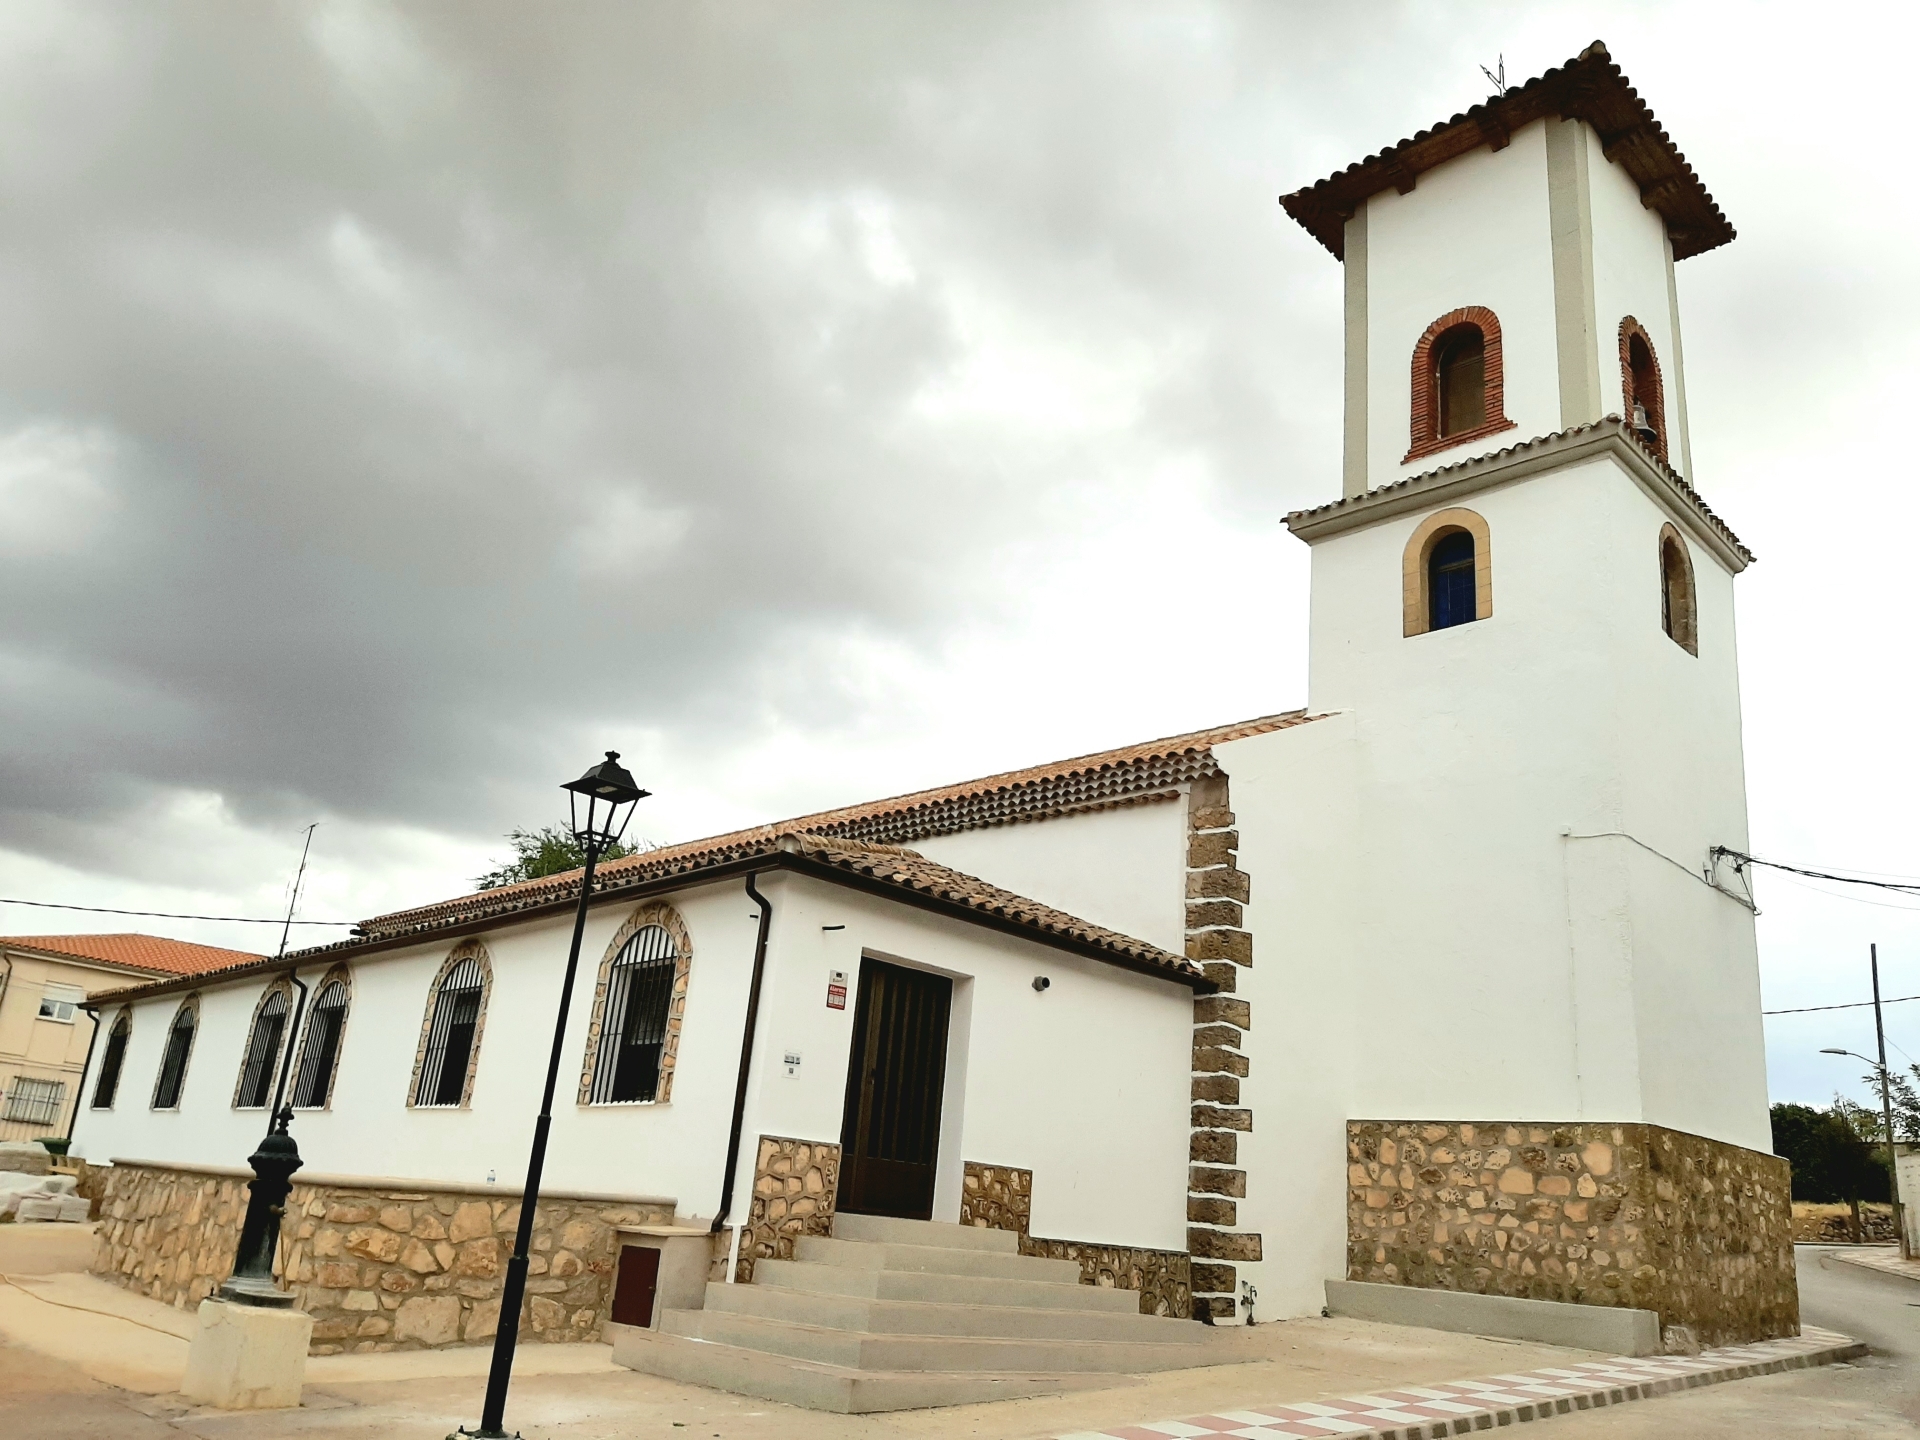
[
  {"left": 1830, "top": 1245, "right": 1920, "bottom": 1283},
  {"left": 1053, "top": 1328, "right": 1866, "bottom": 1440}
]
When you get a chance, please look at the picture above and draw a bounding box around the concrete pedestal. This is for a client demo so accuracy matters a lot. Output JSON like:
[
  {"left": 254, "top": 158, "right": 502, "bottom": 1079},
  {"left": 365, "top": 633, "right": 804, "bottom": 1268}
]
[{"left": 182, "top": 1299, "right": 312, "bottom": 1410}]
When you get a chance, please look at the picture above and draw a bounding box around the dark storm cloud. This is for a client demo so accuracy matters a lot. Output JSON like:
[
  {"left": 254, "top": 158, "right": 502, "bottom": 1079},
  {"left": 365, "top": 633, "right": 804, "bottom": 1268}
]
[
  {"left": 0, "top": 1, "right": 1362, "bottom": 871},
  {"left": 4, "top": 0, "right": 1906, "bottom": 916}
]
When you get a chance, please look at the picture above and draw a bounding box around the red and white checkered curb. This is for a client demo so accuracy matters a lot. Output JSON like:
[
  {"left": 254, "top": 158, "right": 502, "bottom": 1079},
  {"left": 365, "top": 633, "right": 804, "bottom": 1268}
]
[{"left": 1052, "top": 1327, "right": 1864, "bottom": 1440}]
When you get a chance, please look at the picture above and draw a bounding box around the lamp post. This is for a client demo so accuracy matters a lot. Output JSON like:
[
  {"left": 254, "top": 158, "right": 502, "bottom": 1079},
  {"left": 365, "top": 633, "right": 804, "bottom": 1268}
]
[
  {"left": 1820, "top": 1045, "right": 1908, "bottom": 1260},
  {"left": 456, "top": 751, "right": 647, "bottom": 1440}
]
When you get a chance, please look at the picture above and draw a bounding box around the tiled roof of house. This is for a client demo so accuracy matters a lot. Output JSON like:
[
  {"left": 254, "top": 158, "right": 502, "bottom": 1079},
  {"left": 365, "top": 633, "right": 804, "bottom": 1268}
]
[
  {"left": 1283, "top": 417, "right": 1753, "bottom": 568},
  {"left": 360, "top": 710, "right": 1314, "bottom": 934},
  {"left": 1280, "top": 41, "right": 1733, "bottom": 262},
  {"left": 0, "top": 932, "right": 264, "bottom": 978}
]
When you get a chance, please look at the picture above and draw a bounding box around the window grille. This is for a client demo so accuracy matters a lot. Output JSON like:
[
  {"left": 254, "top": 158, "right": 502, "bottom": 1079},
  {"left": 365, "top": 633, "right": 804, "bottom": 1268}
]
[
  {"left": 292, "top": 980, "right": 350, "bottom": 1108},
  {"left": 92, "top": 1013, "right": 130, "bottom": 1109},
  {"left": 235, "top": 988, "right": 291, "bottom": 1109},
  {"left": 589, "top": 925, "right": 677, "bottom": 1105},
  {"left": 151, "top": 1004, "right": 197, "bottom": 1109},
  {"left": 3, "top": 1076, "right": 64, "bottom": 1127},
  {"left": 416, "top": 958, "right": 485, "bottom": 1107}
]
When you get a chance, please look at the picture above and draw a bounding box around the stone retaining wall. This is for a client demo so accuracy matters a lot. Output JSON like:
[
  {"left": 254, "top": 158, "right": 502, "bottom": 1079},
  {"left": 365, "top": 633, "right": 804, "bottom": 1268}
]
[
  {"left": 961, "top": 1160, "right": 1192, "bottom": 1319},
  {"left": 91, "top": 1161, "right": 674, "bottom": 1354},
  {"left": 733, "top": 1135, "right": 840, "bottom": 1283},
  {"left": 1347, "top": 1120, "right": 1797, "bottom": 1347}
]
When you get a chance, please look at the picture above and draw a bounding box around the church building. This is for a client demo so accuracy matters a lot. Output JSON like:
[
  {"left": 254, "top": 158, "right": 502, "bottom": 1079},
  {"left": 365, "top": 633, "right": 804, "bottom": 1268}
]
[{"left": 73, "top": 43, "right": 1795, "bottom": 1402}]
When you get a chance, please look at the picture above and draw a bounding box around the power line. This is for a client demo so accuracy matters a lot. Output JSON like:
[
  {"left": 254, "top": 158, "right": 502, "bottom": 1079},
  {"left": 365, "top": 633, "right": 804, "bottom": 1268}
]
[
  {"left": 1714, "top": 846, "right": 1920, "bottom": 896},
  {"left": 1765, "top": 993, "right": 1920, "bottom": 1016},
  {"left": 0, "top": 896, "right": 354, "bottom": 926}
]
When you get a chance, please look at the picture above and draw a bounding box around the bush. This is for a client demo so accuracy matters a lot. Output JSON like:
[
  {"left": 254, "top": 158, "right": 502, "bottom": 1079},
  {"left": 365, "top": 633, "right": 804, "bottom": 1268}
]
[{"left": 1771, "top": 1102, "right": 1889, "bottom": 1203}]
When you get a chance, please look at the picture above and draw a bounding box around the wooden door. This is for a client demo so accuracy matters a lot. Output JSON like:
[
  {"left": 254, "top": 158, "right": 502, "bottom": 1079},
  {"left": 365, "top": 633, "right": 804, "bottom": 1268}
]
[{"left": 837, "top": 958, "right": 953, "bottom": 1220}]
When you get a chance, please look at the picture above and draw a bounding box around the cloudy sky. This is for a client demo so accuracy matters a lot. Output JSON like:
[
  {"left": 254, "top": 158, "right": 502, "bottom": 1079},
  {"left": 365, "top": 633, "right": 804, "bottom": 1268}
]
[{"left": 2, "top": 2, "right": 1916, "bottom": 1109}]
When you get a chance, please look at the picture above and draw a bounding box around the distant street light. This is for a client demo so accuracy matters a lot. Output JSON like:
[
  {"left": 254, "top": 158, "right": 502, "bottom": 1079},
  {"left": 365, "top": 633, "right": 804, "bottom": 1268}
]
[{"left": 455, "top": 752, "right": 647, "bottom": 1440}]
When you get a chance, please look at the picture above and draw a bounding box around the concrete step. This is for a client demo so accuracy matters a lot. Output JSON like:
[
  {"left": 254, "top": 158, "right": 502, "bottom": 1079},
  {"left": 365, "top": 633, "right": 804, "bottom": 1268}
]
[
  {"left": 753, "top": 1256, "right": 1140, "bottom": 1313},
  {"left": 702, "top": 1280, "right": 1206, "bottom": 1343},
  {"left": 793, "top": 1235, "right": 1083, "bottom": 1283},
  {"left": 661, "top": 1307, "right": 1211, "bottom": 1374},
  {"left": 610, "top": 1326, "right": 1121, "bottom": 1413},
  {"left": 830, "top": 1212, "right": 1021, "bottom": 1254}
]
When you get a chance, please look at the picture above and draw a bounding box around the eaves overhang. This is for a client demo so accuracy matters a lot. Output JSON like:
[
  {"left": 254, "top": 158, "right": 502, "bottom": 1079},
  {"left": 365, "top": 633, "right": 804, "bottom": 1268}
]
[
  {"left": 1284, "top": 418, "right": 1753, "bottom": 573},
  {"left": 1280, "top": 41, "right": 1734, "bottom": 263},
  {"left": 89, "top": 847, "right": 1213, "bottom": 1008}
]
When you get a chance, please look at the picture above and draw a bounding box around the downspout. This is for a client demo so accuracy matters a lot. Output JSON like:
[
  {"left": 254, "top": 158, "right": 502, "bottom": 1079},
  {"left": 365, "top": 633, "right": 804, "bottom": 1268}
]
[
  {"left": 712, "top": 872, "right": 775, "bottom": 1272},
  {"left": 66, "top": 1003, "right": 101, "bottom": 1146}
]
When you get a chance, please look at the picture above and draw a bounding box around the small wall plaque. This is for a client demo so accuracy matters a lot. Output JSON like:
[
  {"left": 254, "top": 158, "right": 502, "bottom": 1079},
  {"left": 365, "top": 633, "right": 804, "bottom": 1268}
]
[{"left": 827, "top": 970, "right": 849, "bottom": 1010}]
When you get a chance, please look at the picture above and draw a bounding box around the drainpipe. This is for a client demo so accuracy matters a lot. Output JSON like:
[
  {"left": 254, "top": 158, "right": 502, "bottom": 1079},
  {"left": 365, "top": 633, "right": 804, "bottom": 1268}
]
[
  {"left": 268, "top": 969, "right": 310, "bottom": 1120},
  {"left": 66, "top": 1004, "right": 100, "bottom": 1146},
  {"left": 712, "top": 872, "right": 775, "bottom": 1272}
]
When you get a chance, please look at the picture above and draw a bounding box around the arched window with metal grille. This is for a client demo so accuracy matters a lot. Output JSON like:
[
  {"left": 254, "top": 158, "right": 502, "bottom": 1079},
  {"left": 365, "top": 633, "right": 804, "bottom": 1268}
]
[
  {"left": 91, "top": 1011, "right": 131, "bottom": 1110},
  {"left": 234, "top": 985, "right": 291, "bottom": 1109},
  {"left": 414, "top": 953, "right": 488, "bottom": 1108},
  {"left": 589, "top": 925, "right": 679, "bottom": 1104},
  {"left": 151, "top": 997, "right": 198, "bottom": 1109},
  {"left": 292, "top": 974, "right": 351, "bottom": 1109}
]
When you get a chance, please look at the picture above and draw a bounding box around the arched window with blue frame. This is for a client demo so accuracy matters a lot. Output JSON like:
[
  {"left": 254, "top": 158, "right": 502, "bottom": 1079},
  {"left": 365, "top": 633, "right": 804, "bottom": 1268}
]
[
  {"left": 1428, "top": 529, "right": 1477, "bottom": 629},
  {"left": 1402, "top": 507, "right": 1492, "bottom": 637}
]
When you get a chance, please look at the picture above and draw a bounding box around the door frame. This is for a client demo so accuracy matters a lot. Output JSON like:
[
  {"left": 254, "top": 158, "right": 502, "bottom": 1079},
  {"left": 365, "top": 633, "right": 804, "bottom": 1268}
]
[{"left": 835, "top": 952, "right": 970, "bottom": 1221}]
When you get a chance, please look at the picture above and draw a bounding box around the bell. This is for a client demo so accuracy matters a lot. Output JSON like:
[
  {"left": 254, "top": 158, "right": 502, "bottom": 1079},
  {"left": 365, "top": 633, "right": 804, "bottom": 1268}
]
[{"left": 1631, "top": 401, "right": 1660, "bottom": 449}]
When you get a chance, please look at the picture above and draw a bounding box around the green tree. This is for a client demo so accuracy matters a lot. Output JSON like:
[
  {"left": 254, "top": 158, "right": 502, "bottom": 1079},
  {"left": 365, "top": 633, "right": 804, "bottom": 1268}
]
[
  {"left": 474, "top": 824, "right": 643, "bottom": 890},
  {"left": 1771, "top": 1101, "right": 1889, "bottom": 1240}
]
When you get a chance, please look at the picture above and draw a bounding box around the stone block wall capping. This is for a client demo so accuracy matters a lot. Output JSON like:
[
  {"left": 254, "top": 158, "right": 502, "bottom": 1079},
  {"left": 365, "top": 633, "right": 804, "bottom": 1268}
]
[
  {"left": 90, "top": 1161, "right": 677, "bottom": 1356},
  {"left": 1183, "top": 773, "right": 1262, "bottom": 1322},
  {"left": 1346, "top": 1119, "right": 1798, "bottom": 1347},
  {"left": 959, "top": 1161, "right": 1191, "bottom": 1319}
]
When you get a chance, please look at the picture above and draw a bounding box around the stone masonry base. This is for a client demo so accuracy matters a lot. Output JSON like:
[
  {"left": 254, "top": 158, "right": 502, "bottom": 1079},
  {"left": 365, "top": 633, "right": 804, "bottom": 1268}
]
[
  {"left": 92, "top": 1160, "right": 673, "bottom": 1354},
  {"left": 1347, "top": 1119, "right": 1796, "bottom": 1348}
]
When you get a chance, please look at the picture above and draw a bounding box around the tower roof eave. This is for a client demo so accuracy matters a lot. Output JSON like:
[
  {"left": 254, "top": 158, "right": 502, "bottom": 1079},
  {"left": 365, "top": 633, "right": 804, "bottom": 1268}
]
[{"left": 1279, "top": 41, "right": 1734, "bottom": 262}]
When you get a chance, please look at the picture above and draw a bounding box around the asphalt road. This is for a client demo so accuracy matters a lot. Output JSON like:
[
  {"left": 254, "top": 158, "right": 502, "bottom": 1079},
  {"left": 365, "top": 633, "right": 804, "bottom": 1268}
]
[{"left": 1539, "top": 1246, "right": 1920, "bottom": 1436}]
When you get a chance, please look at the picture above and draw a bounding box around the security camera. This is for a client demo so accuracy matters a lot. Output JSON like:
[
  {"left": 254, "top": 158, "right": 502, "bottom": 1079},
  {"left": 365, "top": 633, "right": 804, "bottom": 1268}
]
[{"left": 1032, "top": 976, "right": 1050, "bottom": 992}]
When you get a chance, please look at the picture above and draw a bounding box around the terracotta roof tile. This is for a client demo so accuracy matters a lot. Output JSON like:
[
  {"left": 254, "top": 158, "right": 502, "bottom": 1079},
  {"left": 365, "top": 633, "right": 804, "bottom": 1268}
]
[
  {"left": 363, "top": 710, "right": 1314, "bottom": 933},
  {"left": 1280, "top": 41, "right": 1733, "bottom": 262},
  {"left": 0, "top": 933, "right": 264, "bottom": 978},
  {"left": 1283, "top": 416, "right": 1753, "bottom": 567}
]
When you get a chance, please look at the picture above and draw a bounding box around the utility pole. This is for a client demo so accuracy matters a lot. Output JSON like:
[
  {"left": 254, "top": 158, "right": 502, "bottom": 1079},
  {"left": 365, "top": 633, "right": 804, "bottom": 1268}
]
[{"left": 1873, "top": 944, "right": 1910, "bottom": 1260}]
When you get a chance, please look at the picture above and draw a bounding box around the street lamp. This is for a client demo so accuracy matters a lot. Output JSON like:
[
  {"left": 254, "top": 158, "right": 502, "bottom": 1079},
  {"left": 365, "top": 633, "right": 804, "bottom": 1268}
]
[
  {"left": 457, "top": 752, "right": 647, "bottom": 1440},
  {"left": 1819, "top": 1046, "right": 1909, "bottom": 1259}
]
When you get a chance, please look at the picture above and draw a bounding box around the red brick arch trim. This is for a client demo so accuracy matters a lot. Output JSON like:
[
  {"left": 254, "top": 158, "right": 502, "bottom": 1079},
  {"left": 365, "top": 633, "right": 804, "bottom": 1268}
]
[
  {"left": 1618, "top": 317, "right": 1669, "bottom": 464},
  {"left": 1404, "top": 306, "right": 1517, "bottom": 464}
]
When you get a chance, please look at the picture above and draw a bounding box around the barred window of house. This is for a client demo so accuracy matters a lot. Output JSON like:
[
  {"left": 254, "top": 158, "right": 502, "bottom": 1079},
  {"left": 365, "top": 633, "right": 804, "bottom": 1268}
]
[
  {"left": 292, "top": 977, "right": 351, "bottom": 1109},
  {"left": 3, "top": 1076, "right": 64, "bottom": 1127},
  {"left": 415, "top": 956, "right": 486, "bottom": 1108},
  {"left": 92, "top": 1011, "right": 131, "bottom": 1109},
  {"left": 151, "top": 998, "right": 198, "bottom": 1109},
  {"left": 234, "top": 986, "right": 291, "bottom": 1110},
  {"left": 588, "top": 925, "right": 678, "bottom": 1105}
]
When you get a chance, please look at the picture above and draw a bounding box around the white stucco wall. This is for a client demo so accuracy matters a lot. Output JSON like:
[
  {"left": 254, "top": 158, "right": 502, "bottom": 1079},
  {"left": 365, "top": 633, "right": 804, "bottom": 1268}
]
[
  {"left": 1361, "top": 119, "right": 1558, "bottom": 482},
  {"left": 1297, "top": 452, "right": 1769, "bottom": 1153},
  {"left": 913, "top": 797, "right": 1189, "bottom": 955},
  {"left": 72, "top": 868, "right": 1195, "bottom": 1257}
]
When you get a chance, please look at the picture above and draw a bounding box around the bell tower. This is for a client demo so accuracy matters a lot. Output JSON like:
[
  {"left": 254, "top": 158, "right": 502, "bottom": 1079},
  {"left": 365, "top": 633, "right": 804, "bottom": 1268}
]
[{"left": 1242, "top": 44, "right": 1795, "bottom": 1343}]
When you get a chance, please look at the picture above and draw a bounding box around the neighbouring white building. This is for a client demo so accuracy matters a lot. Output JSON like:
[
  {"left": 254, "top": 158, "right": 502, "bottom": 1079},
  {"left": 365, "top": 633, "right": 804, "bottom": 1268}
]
[{"left": 74, "top": 42, "right": 1795, "bottom": 1380}]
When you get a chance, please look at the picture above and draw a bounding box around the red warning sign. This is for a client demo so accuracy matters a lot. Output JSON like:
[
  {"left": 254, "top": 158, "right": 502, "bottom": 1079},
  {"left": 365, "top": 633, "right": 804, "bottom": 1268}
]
[{"left": 827, "top": 969, "right": 849, "bottom": 1010}]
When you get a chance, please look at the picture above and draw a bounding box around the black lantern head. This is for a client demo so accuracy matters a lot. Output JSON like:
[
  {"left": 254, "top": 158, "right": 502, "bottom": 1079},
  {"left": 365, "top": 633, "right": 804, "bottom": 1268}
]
[{"left": 562, "top": 751, "right": 649, "bottom": 854}]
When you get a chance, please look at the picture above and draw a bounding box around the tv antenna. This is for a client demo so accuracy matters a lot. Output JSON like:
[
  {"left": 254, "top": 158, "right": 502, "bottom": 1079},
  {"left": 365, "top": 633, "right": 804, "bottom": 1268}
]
[
  {"left": 1481, "top": 55, "right": 1507, "bottom": 96},
  {"left": 273, "top": 824, "right": 319, "bottom": 962}
]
